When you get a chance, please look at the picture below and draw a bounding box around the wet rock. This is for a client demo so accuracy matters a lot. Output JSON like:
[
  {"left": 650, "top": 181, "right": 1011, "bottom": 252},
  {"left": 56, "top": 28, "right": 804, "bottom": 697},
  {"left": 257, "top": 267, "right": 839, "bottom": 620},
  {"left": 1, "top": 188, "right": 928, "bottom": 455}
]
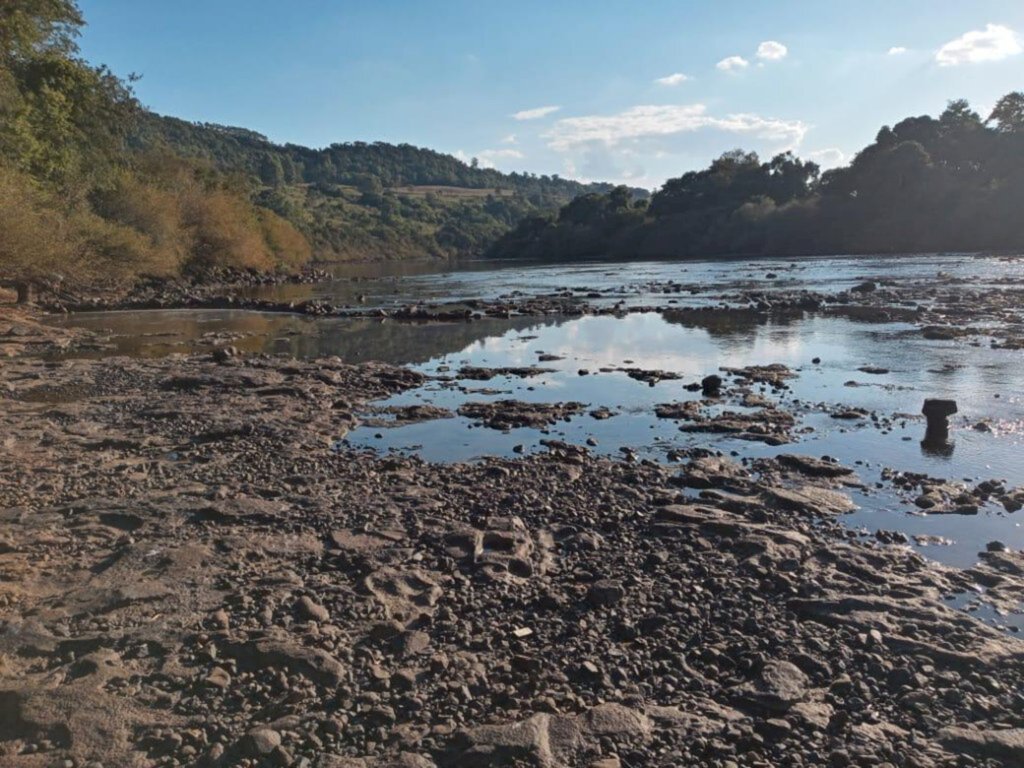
[
  {"left": 654, "top": 401, "right": 703, "bottom": 420},
  {"left": 922, "top": 398, "right": 958, "bottom": 444},
  {"left": 778, "top": 454, "right": 854, "bottom": 479},
  {"left": 720, "top": 363, "right": 796, "bottom": 386},
  {"left": 764, "top": 485, "right": 857, "bottom": 515},
  {"left": 210, "top": 345, "right": 239, "bottom": 363},
  {"left": 457, "top": 400, "right": 586, "bottom": 430},
  {"left": 458, "top": 366, "right": 556, "bottom": 381},
  {"left": 701, "top": 375, "right": 723, "bottom": 396}
]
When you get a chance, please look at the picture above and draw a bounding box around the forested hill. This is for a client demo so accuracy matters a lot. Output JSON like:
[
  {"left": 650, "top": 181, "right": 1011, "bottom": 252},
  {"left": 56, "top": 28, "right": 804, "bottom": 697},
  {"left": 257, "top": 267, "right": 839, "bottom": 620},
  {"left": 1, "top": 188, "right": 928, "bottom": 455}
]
[
  {"left": 487, "top": 95, "right": 1024, "bottom": 262},
  {"left": 3, "top": 0, "right": 650, "bottom": 301},
  {"left": 135, "top": 113, "right": 620, "bottom": 202},
  {"left": 132, "top": 112, "right": 644, "bottom": 262}
]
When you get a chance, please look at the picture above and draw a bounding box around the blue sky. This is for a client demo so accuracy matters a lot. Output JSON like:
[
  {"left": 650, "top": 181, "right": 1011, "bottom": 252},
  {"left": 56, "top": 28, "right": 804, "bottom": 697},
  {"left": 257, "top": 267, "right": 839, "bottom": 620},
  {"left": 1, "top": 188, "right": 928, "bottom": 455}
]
[{"left": 78, "top": 0, "right": 1024, "bottom": 189}]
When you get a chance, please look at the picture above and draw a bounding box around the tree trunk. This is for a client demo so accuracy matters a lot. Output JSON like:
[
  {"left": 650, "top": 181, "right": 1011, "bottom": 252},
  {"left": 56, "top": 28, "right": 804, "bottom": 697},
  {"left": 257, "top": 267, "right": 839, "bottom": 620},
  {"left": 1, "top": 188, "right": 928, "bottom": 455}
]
[{"left": 15, "top": 281, "right": 33, "bottom": 305}]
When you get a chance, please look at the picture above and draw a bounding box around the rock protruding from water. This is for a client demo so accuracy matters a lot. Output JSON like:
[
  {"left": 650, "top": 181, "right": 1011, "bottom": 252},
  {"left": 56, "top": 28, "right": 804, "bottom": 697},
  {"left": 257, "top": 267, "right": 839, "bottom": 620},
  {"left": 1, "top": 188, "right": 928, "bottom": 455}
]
[
  {"left": 701, "top": 374, "right": 723, "bottom": 397},
  {"left": 922, "top": 398, "right": 958, "bottom": 445}
]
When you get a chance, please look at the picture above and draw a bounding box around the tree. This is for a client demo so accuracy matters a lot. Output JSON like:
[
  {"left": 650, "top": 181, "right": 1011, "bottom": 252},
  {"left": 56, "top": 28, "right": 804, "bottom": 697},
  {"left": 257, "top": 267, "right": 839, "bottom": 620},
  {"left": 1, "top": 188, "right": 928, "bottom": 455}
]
[
  {"left": 988, "top": 92, "right": 1024, "bottom": 133},
  {"left": 0, "top": 0, "right": 136, "bottom": 189},
  {"left": 0, "top": 162, "right": 72, "bottom": 301},
  {"left": 259, "top": 152, "right": 284, "bottom": 186},
  {"left": 940, "top": 98, "right": 982, "bottom": 128},
  {"left": 0, "top": 0, "right": 83, "bottom": 64}
]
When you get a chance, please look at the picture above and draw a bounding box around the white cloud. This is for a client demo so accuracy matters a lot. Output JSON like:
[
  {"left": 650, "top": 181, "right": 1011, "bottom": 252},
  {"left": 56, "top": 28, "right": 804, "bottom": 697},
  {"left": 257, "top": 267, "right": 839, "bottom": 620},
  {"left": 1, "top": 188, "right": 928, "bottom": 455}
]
[
  {"left": 806, "top": 148, "right": 847, "bottom": 168},
  {"left": 935, "top": 23, "right": 1021, "bottom": 66},
  {"left": 888, "top": 46, "right": 908, "bottom": 55},
  {"left": 512, "top": 105, "right": 561, "bottom": 120},
  {"left": 543, "top": 103, "right": 807, "bottom": 151},
  {"left": 717, "top": 55, "right": 750, "bottom": 72},
  {"left": 756, "top": 41, "right": 788, "bottom": 61},
  {"left": 500, "top": 134, "right": 517, "bottom": 144},
  {"left": 655, "top": 72, "right": 691, "bottom": 86},
  {"left": 475, "top": 148, "right": 525, "bottom": 168}
]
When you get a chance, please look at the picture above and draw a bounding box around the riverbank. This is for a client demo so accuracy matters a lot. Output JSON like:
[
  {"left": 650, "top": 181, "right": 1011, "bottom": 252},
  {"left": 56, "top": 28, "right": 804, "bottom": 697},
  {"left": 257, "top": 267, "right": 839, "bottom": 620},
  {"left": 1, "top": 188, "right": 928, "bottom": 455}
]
[
  {"left": 2, "top": 351, "right": 1023, "bottom": 767},
  {"left": 35, "top": 258, "right": 1024, "bottom": 356},
  {"left": 0, "top": 306, "right": 98, "bottom": 358}
]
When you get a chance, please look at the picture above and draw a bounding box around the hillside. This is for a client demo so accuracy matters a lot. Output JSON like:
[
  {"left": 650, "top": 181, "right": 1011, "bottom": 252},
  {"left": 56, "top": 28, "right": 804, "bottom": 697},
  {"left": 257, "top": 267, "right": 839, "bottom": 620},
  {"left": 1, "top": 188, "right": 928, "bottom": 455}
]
[
  {"left": 133, "top": 113, "right": 647, "bottom": 262},
  {"left": 487, "top": 96, "right": 1024, "bottom": 262},
  {"left": 1, "top": 0, "right": 647, "bottom": 303}
]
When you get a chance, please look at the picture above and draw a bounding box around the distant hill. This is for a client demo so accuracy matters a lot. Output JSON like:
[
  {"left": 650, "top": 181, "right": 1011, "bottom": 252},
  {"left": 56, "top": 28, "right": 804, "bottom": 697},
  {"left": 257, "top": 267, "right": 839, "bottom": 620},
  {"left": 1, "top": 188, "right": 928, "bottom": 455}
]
[
  {"left": 133, "top": 114, "right": 648, "bottom": 261},
  {"left": 487, "top": 95, "right": 1024, "bottom": 262},
  {"left": 3, "top": 0, "right": 651, "bottom": 297}
]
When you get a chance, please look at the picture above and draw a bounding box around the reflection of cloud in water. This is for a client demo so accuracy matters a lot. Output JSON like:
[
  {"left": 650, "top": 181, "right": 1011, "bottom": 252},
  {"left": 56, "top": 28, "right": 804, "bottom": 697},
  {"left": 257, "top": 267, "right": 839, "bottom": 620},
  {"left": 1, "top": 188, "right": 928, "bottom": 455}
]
[{"left": 452, "top": 315, "right": 812, "bottom": 375}]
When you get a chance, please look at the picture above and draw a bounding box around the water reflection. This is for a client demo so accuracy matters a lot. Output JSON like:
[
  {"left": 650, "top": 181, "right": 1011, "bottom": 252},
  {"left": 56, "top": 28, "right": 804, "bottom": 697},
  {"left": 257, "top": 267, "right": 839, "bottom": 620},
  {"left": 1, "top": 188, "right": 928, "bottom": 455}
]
[
  {"left": 920, "top": 438, "right": 956, "bottom": 458},
  {"left": 662, "top": 307, "right": 797, "bottom": 338},
  {"left": 43, "top": 254, "right": 1024, "bottom": 570},
  {"left": 50, "top": 309, "right": 568, "bottom": 366}
]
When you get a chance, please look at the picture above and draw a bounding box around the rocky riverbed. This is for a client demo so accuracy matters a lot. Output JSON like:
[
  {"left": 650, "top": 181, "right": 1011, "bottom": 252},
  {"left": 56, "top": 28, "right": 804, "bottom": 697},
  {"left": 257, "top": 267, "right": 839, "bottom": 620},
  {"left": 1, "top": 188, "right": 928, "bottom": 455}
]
[{"left": 3, "top": 349, "right": 1024, "bottom": 768}]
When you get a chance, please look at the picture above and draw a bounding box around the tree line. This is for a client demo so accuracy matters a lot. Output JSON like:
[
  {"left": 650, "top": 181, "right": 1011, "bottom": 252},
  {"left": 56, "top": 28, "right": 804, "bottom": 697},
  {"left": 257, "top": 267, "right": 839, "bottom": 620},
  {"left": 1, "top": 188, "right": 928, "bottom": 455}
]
[
  {"left": 0, "top": 0, "right": 316, "bottom": 301},
  {"left": 487, "top": 95, "right": 1024, "bottom": 261},
  {"left": 2, "top": 1, "right": 640, "bottom": 301},
  {"left": 133, "top": 114, "right": 646, "bottom": 264}
]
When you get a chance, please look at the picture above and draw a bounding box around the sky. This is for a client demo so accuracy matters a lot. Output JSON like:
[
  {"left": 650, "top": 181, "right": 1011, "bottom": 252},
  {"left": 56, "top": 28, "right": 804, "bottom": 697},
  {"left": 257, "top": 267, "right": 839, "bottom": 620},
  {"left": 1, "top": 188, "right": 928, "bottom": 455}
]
[{"left": 77, "top": 0, "right": 1024, "bottom": 190}]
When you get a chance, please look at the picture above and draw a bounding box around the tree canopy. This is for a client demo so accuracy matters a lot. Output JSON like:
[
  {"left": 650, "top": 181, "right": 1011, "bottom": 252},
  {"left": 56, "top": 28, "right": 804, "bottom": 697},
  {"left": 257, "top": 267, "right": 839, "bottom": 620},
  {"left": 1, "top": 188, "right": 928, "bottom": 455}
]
[
  {"left": 488, "top": 95, "right": 1024, "bottom": 262},
  {"left": 0, "top": 1, "right": 313, "bottom": 297}
]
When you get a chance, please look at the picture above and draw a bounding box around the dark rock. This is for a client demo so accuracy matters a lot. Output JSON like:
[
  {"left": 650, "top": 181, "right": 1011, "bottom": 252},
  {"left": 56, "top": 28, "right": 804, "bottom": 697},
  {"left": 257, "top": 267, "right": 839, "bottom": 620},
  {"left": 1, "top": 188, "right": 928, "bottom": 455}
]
[
  {"left": 587, "top": 579, "right": 625, "bottom": 607},
  {"left": 701, "top": 375, "right": 723, "bottom": 396}
]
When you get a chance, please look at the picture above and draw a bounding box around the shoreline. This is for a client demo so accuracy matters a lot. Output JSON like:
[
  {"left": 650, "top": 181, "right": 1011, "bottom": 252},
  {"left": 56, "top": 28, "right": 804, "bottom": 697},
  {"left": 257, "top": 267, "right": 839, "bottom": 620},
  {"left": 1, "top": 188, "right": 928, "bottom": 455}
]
[{"left": 2, "top": 350, "right": 1024, "bottom": 767}]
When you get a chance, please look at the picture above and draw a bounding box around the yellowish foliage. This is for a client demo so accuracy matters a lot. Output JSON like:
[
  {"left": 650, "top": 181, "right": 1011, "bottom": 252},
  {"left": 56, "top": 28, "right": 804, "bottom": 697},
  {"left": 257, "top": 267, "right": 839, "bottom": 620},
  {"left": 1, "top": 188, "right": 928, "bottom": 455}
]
[
  {"left": 258, "top": 208, "right": 312, "bottom": 271},
  {"left": 181, "top": 189, "right": 274, "bottom": 272},
  {"left": 0, "top": 162, "right": 72, "bottom": 283}
]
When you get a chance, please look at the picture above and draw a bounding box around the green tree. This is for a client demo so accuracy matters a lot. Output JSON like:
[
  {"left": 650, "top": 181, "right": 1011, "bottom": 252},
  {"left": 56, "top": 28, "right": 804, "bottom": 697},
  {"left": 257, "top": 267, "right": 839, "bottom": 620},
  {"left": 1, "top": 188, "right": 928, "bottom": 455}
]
[
  {"left": 0, "top": 0, "right": 136, "bottom": 190},
  {"left": 988, "top": 92, "right": 1024, "bottom": 133},
  {"left": 0, "top": 1, "right": 83, "bottom": 63},
  {"left": 259, "top": 152, "right": 284, "bottom": 186}
]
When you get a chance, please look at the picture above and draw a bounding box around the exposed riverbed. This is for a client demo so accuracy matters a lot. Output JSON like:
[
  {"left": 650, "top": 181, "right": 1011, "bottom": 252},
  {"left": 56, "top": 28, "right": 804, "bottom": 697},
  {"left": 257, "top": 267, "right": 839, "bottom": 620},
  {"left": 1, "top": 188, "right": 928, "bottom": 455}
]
[
  {"left": 48, "top": 254, "right": 1024, "bottom": 572},
  {"left": 4, "top": 253, "right": 1024, "bottom": 767}
]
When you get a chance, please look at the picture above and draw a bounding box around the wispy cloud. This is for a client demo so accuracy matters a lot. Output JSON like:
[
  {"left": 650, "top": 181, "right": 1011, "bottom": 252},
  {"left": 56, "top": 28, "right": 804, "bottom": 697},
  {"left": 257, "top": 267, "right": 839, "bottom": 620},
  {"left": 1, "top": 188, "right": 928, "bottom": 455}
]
[
  {"left": 543, "top": 104, "right": 807, "bottom": 151},
  {"left": 500, "top": 134, "right": 517, "bottom": 144},
  {"left": 716, "top": 55, "right": 750, "bottom": 72},
  {"left": 654, "top": 72, "right": 691, "bottom": 86},
  {"left": 756, "top": 41, "right": 788, "bottom": 61},
  {"left": 512, "top": 105, "right": 561, "bottom": 120},
  {"left": 888, "top": 46, "right": 908, "bottom": 55},
  {"left": 936, "top": 23, "right": 1021, "bottom": 66}
]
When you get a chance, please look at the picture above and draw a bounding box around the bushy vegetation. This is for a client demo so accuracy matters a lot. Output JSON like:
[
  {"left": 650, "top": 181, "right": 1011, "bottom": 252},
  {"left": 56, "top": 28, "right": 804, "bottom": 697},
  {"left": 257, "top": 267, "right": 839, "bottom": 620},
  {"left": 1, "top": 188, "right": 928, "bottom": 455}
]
[
  {"left": 488, "top": 96, "right": 1024, "bottom": 261},
  {"left": 6, "top": 1, "right": 1021, "bottom": 300},
  {"left": 134, "top": 114, "right": 643, "bottom": 263},
  {"left": 0, "top": 2, "right": 315, "bottom": 300},
  {"left": 0, "top": 0, "right": 641, "bottom": 300}
]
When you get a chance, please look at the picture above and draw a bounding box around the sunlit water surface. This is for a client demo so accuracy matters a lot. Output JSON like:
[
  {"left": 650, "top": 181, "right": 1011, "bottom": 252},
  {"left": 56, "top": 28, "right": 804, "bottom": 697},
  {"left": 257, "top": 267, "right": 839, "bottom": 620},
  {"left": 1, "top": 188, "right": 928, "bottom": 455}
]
[{"left": 50, "top": 255, "right": 1024, "bottom": 599}]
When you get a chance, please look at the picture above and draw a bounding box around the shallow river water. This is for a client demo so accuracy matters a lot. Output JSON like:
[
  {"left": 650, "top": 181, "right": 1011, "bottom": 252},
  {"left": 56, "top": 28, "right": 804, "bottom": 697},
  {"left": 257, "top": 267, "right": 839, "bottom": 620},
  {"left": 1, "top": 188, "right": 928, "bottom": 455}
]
[{"left": 51, "top": 254, "right": 1024, "bottom": 592}]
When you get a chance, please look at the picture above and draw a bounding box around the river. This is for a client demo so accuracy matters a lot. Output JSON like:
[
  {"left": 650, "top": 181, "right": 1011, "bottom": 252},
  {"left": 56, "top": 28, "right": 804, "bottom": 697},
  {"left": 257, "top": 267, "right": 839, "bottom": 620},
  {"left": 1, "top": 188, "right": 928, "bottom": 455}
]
[{"left": 49, "top": 253, "right": 1024, "bottom": 592}]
